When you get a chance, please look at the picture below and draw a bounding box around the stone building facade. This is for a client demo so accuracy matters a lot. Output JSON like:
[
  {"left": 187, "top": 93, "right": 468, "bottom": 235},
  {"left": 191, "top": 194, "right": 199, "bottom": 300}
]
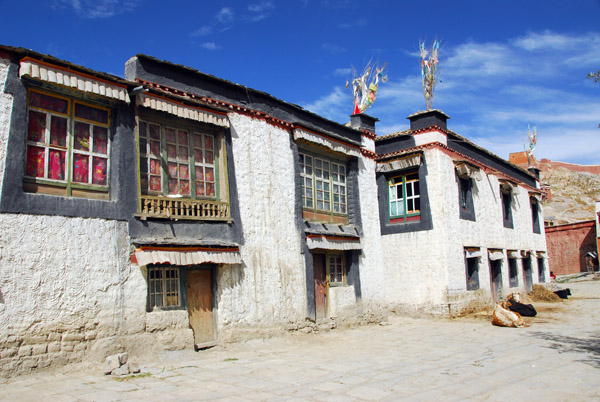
[{"left": 0, "top": 46, "right": 548, "bottom": 376}]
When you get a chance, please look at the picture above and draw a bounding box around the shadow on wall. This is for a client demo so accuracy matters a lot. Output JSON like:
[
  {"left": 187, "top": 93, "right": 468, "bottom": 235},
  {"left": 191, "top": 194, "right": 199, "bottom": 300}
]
[
  {"left": 215, "top": 262, "right": 246, "bottom": 308},
  {"left": 529, "top": 331, "right": 600, "bottom": 368}
]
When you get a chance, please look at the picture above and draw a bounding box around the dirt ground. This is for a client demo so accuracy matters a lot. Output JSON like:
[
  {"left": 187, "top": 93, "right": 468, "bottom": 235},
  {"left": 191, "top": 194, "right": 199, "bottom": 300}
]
[{"left": 1, "top": 279, "right": 599, "bottom": 401}]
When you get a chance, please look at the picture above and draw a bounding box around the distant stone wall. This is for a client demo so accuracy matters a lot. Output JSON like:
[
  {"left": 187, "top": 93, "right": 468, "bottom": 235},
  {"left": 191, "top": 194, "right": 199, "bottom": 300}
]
[{"left": 545, "top": 220, "right": 597, "bottom": 275}]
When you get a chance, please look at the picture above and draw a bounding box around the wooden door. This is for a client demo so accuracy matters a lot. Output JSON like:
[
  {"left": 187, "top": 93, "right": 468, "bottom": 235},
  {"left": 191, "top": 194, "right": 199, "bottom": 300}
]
[
  {"left": 489, "top": 260, "right": 502, "bottom": 302},
  {"left": 314, "top": 254, "right": 327, "bottom": 320},
  {"left": 186, "top": 269, "right": 214, "bottom": 346}
]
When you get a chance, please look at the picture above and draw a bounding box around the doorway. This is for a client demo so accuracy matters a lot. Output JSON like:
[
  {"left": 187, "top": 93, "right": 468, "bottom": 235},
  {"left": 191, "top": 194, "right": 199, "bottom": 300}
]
[
  {"left": 489, "top": 259, "right": 502, "bottom": 302},
  {"left": 523, "top": 257, "right": 533, "bottom": 292},
  {"left": 186, "top": 269, "right": 215, "bottom": 348},
  {"left": 313, "top": 254, "right": 328, "bottom": 320}
]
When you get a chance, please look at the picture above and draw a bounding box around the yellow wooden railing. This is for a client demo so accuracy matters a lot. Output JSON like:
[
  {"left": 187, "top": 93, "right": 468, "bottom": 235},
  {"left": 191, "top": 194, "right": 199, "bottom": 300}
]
[{"left": 138, "top": 195, "right": 230, "bottom": 221}]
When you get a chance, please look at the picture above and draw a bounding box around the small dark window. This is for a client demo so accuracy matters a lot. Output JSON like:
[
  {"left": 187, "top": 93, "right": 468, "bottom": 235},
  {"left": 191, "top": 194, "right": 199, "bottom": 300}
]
[
  {"left": 465, "top": 253, "right": 480, "bottom": 290},
  {"left": 501, "top": 186, "right": 513, "bottom": 228},
  {"left": 531, "top": 198, "right": 541, "bottom": 234},
  {"left": 537, "top": 257, "right": 546, "bottom": 282},
  {"left": 508, "top": 257, "right": 519, "bottom": 287},
  {"left": 458, "top": 176, "right": 475, "bottom": 221}
]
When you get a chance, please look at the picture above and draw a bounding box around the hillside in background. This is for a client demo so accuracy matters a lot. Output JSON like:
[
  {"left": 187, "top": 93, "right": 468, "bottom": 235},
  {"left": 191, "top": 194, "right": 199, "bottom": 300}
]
[
  {"left": 508, "top": 152, "right": 600, "bottom": 225},
  {"left": 541, "top": 167, "right": 600, "bottom": 225}
]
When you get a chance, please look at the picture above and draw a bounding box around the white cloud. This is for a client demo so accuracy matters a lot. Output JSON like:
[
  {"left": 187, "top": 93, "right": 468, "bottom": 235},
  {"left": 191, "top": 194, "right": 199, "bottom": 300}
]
[
  {"left": 338, "top": 18, "right": 366, "bottom": 29},
  {"left": 302, "top": 86, "right": 349, "bottom": 122},
  {"left": 514, "top": 30, "right": 583, "bottom": 51},
  {"left": 322, "top": 43, "right": 346, "bottom": 54},
  {"left": 54, "top": 0, "right": 140, "bottom": 18},
  {"left": 333, "top": 68, "right": 352, "bottom": 77},
  {"left": 200, "top": 42, "right": 221, "bottom": 51},
  {"left": 190, "top": 26, "right": 212, "bottom": 37},
  {"left": 249, "top": 1, "right": 274, "bottom": 13},
  {"left": 216, "top": 7, "right": 234, "bottom": 23}
]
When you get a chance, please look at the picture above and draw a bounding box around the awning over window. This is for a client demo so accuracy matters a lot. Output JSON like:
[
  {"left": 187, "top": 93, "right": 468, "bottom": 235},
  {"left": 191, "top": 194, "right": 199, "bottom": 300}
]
[
  {"left": 138, "top": 93, "right": 230, "bottom": 128},
  {"left": 508, "top": 250, "right": 521, "bottom": 259},
  {"left": 133, "top": 246, "right": 241, "bottom": 266},
  {"left": 19, "top": 57, "right": 130, "bottom": 103},
  {"left": 454, "top": 161, "right": 482, "bottom": 181},
  {"left": 306, "top": 235, "right": 362, "bottom": 250},
  {"left": 465, "top": 247, "right": 482, "bottom": 258},
  {"left": 376, "top": 154, "right": 421, "bottom": 173},
  {"left": 293, "top": 128, "right": 361, "bottom": 157},
  {"left": 529, "top": 191, "right": 542, "bottom": 203},
  {"left": 488, "top": 249, "right": 504, "bottom": 260},
  {"left": 499, "top": 179, "right": 521, "bottom": 195}
]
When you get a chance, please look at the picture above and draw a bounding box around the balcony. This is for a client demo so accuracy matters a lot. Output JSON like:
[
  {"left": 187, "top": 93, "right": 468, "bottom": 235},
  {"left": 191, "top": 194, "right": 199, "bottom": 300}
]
[{"left": 138, "top": 195, "right": 230, "bottom": 222}]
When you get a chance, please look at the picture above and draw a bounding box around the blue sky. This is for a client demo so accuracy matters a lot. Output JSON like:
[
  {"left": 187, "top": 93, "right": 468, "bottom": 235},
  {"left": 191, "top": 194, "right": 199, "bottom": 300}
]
[{"left": 2, "top": 0, "right": 599, "bottom": 164}]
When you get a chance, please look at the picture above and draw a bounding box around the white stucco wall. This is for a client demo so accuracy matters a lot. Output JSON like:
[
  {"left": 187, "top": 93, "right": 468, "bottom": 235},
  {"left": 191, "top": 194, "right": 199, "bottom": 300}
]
[
  {"left": 382, "top": 148, "right": 450, "bottom": 312},
  {"left": 0, "top": 57, "right": 13, "bottom": 196},
  {"left": 356, "top": 136, "right": 386, "bottom": 307},
  {"left": 0, "top": 214, "right": 190, "bottom": 375},
  {"left": 217, "top": 114, "right": 306, "bottom": 336}
]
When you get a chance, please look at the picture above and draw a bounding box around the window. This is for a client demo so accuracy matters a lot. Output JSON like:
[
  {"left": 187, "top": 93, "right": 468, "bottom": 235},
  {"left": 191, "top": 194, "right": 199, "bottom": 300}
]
[
  {"left": 300, "top": 152, "right": 347, "bottom": 221},
  {"left": 148, "top": 265, "right": 181, "bottom": 310},
  {"left": 531, "top": 198, "right": 541, "bottom": 234},
  {"left": 389, "top": 171, "right": 420, "bottom": 223},
  {"left": 465, "top": 251, "right": 480, "bottom": 290},
  {"left": 508, "top": 257, "right": 519, "bottom": 287},
  {"left": 458, "top": 176, "right": 475, "bottom": 221},
  {"left": 501, "top": 185, "right": 513, "bottom": 228},
  {"left": 327, "top": 253, "right": 345, "bottom": 285},
  {"left": 139, "top": 120, "right": 216, "bottom": 198},
  {"left": 24, "top": 89, "right": 110, "bottom": 196}
]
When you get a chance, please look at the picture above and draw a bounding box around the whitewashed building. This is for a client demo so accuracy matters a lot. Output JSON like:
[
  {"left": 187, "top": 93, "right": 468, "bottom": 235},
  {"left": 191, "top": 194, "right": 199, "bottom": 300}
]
[
  {"left": 0, "top": 46, "right": 547, "bottom": 376},
  {"left": 374, "top": 110, "right": 548, "bottom": 316}
]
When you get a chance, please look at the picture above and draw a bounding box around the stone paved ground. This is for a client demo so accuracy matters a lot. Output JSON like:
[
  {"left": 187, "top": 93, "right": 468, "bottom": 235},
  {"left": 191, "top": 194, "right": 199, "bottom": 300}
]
[{"left": 1, "top": 280, "right": 599, "bottom": 401}]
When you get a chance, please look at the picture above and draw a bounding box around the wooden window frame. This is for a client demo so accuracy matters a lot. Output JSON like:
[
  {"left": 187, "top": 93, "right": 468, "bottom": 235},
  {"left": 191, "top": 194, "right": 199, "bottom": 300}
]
[
  {"left": 388, "top": 170, "right": 421, "bottom": 224},
  {"left": 326, "top": 252, "right": 346, "bottom": 286},
  {"left": 300, "top": 151, "right": 348, "bottom": 223},
  {"left": 23, "top": 88, "right": 111, "bottom": 198},
  {"left": 139, "top": 119, "right": 219, "bottom": 201},
  {"left": 147, "top": 265, "right": 182, "bottom": 311}
]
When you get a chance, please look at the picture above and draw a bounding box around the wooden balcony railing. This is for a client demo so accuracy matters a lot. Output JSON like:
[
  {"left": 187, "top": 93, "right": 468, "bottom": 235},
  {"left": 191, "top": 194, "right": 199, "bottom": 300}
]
[{"left": 138, "top": 196, "right": 230, "bottom": 222}]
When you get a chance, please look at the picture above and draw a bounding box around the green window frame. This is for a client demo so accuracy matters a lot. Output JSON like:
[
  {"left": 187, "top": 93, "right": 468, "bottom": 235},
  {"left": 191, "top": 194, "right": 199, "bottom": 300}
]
[
  {"left": 147, "top": 265, "right": 181, "bottom": 311},
  {"left": 388, "top": 171, "right": 420, "bottom": 223},
  {"left": 299, "top": 152, "right": 347, "bottom": 215},
  {"left": 139, "top": 120, "right": 218, "bottom": 199},
  {"left": 24, "top": 89, "right": 110, "bottom": 194}
]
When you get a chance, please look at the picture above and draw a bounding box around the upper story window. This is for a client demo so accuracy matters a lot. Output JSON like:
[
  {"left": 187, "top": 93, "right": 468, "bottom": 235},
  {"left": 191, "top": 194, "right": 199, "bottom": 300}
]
[
  {"left": 139, "top": 120, "right": 216, "bottom": 199},
  {"left": 389, "top": 170, "right": 420, "bottom": 223},
  {"left": 500, "top": 183, "right": 514, "bottom": 229},
  {"left": 24, "top": 89, "right": 110, "bottom": 197},
  {"left": 458, "top": 176, "right": 475, "bottom": 221},
  {"left": 137, "top": 114, "right": 230, "bottom": 221},
  {"left": 531, "top": 197, "right": 541, "bottom": 234},
  {"left": 300, "top": 152, "right": 347, "bottom": 223}
]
